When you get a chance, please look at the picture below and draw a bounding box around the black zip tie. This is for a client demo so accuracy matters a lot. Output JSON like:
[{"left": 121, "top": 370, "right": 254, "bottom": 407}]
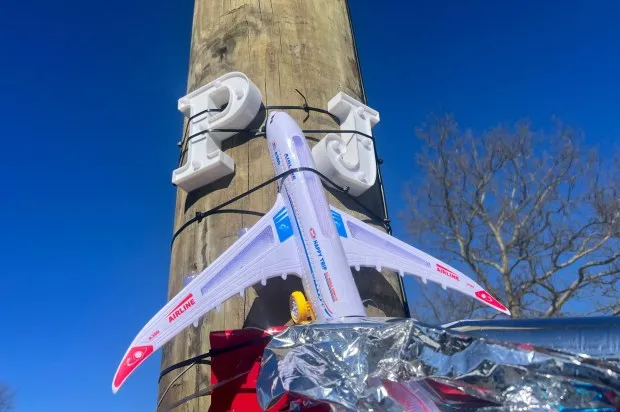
[
  {"left": 184, "top": 127, "right": 263, "bottom": 141},
  {"left": 300, "top": 129, "right": 375, "bottom": 141},
  {"left": 280, "top": 168, "right": 386, "bottom": 226},
  {"left": 182, "top": 128, "right": 374, "bottom": 149},
  {"left": 176, "top": 104, "right": 341, "bottom": 166},
  {"left": 177, "top": 101, "right": 339, "bottom": 149},
  {"left": 180, "top": 107, "right": 225, "bottom": 147},
  {"left": 158, "top": 335, "right": 273, "bottom": 382},
  {"left": 176, "top": 128, "right": 375, "bottom": 168},
  {"left": 171, "top": 166, "right": 387, "bottom": 246},
  {"left": 159, "top": 370, "right": 251, "bottom": 412},
  {"left": 295, "top": 89, "right": 310, "bottom": 122},
  {"left": 262, "top": 104, "right": 339, "bottom": 125}
]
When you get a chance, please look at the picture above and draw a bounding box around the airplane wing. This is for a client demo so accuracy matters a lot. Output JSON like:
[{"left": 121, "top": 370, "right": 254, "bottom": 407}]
[
  {"left": 329, "top": 206, "right": 511, "bottom": 316},
  {"left": 112, "top": 194, "right": 302, "bottom": 393}
]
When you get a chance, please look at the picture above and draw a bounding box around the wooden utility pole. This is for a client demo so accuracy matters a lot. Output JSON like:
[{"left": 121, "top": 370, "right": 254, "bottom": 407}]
[{"left": 159, "top": 1, "right": 406, "bottom": 410}]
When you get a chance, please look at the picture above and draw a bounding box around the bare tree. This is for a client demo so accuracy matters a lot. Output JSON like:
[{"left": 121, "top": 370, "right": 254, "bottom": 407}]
[
  {"left": 0, "top": 384, "right": 14, "bottom": 412},
  {"left": 404, "top": 115, "right": 619, "bottom": 322}
]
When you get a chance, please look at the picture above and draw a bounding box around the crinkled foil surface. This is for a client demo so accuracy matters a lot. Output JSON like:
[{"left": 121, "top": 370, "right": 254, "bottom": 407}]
[{"left": 257, "top": 318, "right": 620, "bottom": 411}]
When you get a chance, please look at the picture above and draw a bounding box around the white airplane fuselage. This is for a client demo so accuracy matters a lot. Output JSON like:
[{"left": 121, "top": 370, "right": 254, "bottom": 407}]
[{"left": 266, "top": 112, "right": 366, "bottom": 320}]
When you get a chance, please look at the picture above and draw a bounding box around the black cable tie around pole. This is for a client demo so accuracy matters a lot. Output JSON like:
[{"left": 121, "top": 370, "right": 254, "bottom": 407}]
[
  {"left": 176, "top": 104, "right": 342, "bottom": 166},
  {"left": 158, "top": 335, "right": 273, "bottom": 382},
  {"left": 176, "top": 127, "right": 376, "bottom": 167},
  {"left": 294, "top": 89, "right": 310, "bottom": 122},
  {"left": 171, "top": 166, "right": 389, "bottom": 246},
  {"left": 177, "top": 103, "right": 340, "bottom": 161}
]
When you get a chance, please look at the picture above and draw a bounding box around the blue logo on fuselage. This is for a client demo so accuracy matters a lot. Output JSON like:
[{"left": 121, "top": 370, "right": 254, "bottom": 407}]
[{"left": 273, "top": 207, "right": 293, "bottom": 242}]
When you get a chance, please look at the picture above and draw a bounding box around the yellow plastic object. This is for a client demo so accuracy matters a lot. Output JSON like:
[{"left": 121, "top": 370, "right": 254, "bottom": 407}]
[{"left": 290, "top": 291, "right": 314, "bottom": 324}]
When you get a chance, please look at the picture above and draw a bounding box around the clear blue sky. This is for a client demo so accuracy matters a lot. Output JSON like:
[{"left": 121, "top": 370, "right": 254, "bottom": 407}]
[{"left": 1, "top": 1, "right": 618, "bottom": 411}]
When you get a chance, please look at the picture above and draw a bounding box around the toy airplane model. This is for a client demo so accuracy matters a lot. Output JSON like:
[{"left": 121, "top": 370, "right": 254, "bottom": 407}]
[{"left": 112, "top": 112, "right": 510, "bottom": 393}]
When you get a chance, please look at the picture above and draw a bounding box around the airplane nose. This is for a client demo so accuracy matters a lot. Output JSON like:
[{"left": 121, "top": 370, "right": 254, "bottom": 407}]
[
  {"left": 268, "top": 111, "right": 279, "bottom": 125},
  {"left": 266, "top": 111, "right": 298, "bottom": 130}
]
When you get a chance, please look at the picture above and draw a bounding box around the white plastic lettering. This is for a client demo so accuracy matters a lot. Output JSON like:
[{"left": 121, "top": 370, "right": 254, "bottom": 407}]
[
  {"left": 311, "top": 92, "right": 379, "bottom": 196},
  {"left": 172, "top": 72, "right": 262, "bottom": 192}
]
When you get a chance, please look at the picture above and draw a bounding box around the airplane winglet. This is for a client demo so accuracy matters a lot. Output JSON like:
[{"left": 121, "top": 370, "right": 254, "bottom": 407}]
[
  {"left": 475, "top": 289, "right": 511, "bottom": 315},
  {"left": 112, "top": 345, "right": 154, "bottom": 393}
]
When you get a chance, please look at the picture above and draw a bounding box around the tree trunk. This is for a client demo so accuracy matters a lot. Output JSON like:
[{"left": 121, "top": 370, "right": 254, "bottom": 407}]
[{"left": 158, "top": 1, "right": 406, "bottom": 409}]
